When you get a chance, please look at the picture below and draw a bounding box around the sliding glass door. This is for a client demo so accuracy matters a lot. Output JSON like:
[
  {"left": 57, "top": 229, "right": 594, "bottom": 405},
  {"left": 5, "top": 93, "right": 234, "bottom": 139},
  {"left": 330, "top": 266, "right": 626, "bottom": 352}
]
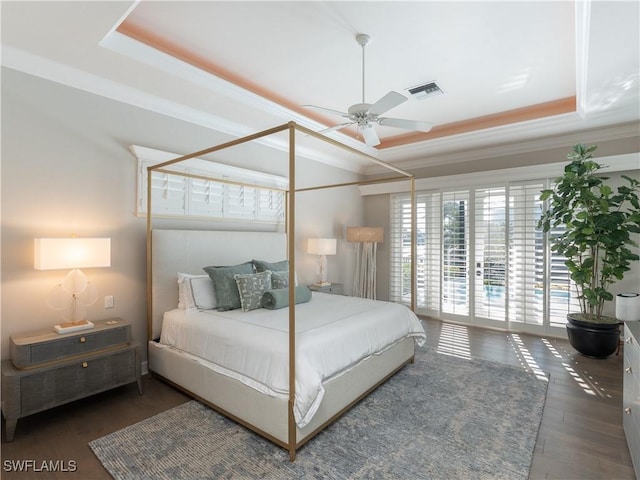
[{"left": 390, "top": 179, "right": 577, "bottom": 337}]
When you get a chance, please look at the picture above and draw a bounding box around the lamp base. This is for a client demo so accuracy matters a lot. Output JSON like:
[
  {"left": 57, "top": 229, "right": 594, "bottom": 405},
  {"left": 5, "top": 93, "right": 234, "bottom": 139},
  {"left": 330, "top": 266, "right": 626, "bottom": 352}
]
[
  {"left": 54, "top": 320, "right": 95, "bottom": 334},
  {"left": 314, "top": 282, "right": 331, "bottom": 287}
]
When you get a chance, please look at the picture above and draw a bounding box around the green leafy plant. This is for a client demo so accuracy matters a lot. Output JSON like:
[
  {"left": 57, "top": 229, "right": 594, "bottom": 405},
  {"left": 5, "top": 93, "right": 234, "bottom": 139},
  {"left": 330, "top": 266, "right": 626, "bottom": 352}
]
[{"left": 538, "top": 144, "right": 640, "bottom": 321}]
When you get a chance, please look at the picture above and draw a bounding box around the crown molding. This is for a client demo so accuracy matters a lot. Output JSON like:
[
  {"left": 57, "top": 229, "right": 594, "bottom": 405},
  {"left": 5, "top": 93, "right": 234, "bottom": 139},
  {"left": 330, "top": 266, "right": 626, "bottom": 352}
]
[
  {"left": 1, "top": 44, "right": 254, "bottom": 138},
  {"left": 1, "top": 43, "right": 370, "bottom": 174},
  {"left": 366, "top": 120, "right": 639, "bottom": 175},
  {"left": 99, "top": 31, "right": 375, "bottom": 160},
  {"left": 360, "top": 152, "right": 640, "bottom": 196}
]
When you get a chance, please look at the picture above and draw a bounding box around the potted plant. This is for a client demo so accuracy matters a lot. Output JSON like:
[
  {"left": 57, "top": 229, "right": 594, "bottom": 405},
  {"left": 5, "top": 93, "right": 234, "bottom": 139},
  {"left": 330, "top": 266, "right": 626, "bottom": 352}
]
[{"left": 538, "top": 144, "right": 640, "bottom": 358}]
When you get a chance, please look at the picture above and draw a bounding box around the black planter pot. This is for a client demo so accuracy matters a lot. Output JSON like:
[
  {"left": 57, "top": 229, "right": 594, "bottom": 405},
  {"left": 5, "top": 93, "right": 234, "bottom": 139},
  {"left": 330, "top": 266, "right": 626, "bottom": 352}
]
[{"left": 566, "top": 313, "right": 621, "bottom": 358}]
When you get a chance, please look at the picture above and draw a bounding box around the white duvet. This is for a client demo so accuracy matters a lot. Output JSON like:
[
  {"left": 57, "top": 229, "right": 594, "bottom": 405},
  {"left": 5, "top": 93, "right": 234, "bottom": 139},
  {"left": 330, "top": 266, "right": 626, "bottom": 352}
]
[{"left": 160, "top": 292, "right": 426, "bottom": 428}]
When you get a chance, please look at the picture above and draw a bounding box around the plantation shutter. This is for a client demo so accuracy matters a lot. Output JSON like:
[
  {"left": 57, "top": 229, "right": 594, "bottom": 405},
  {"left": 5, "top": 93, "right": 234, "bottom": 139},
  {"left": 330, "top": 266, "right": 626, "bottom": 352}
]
[
  {"left": 225, "top": 183, "right": 257, "bottom": 219},
  {"left": 138, "top": 159, "right": 284, "bottom": 223},
  {"left": 389, "top": 176, "right": 586, "bottom": 334},
  {"left": 390, "top": 194, "right": 416, "bottom": 305},
  {"left": 548, "top": 224, "right": 582, "bottom": 327},
  {"left": 147, "top": 168, "right": 187, "bottom": 216},
  {"left": 441, "top": 191, "right": 470, "bottom": 316},
  {"left": 257, "top": 189, "right": 284, "bottom": 222},
  {"left": 474, "top": 187, "right": 507, "bottom": 321},
  {"left": 390, "top": 192, "right": 437, "bottom": 311},
  {"left": 508, "top": 182, "right": 545, "bottom": 326},
  {"left": 423, "top": 192, "right": 442, "bottom": 314},
  {"left": 189, "top": 178, "right": 224, "bottom": 217}
]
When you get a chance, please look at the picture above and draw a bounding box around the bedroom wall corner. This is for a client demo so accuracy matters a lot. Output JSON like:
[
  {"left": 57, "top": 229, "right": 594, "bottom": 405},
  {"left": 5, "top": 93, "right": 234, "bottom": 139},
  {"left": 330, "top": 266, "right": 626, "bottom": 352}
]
[{"left": 362, "top": 194, "right": 392, "bottom": 301}]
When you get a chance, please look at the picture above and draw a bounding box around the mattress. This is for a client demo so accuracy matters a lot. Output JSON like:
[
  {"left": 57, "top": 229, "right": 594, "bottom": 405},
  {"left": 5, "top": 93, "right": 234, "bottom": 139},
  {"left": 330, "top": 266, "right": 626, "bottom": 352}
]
[{"left": 159, "top": 292, "right": 426, "bottom": 427}]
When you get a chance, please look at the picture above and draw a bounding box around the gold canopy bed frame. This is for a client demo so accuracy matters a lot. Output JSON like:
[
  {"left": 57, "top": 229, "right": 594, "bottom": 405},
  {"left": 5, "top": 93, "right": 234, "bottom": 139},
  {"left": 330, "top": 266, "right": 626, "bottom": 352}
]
[{"left": 146, "top": 121, "right": 417, "bottom": 461}]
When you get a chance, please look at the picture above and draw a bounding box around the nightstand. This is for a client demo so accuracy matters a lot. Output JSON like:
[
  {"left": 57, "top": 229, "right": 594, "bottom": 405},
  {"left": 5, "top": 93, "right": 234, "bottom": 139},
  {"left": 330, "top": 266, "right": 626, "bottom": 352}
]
[
  {"left": 309, "top": 283, "right": 344, "bottom": 295},
  {"left": 1, "top": 318, "right": 142, "bottom": 441}
]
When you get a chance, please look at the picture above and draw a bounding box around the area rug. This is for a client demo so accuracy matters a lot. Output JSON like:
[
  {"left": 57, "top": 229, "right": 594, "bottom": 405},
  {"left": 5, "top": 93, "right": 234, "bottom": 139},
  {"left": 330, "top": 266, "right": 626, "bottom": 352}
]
[{"left": 90, "top": 348, "right": 548, "bottom": 480}]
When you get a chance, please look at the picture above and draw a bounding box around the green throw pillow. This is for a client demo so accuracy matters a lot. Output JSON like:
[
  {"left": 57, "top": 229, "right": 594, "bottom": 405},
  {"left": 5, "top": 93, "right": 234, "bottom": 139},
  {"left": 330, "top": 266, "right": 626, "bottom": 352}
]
[
  {"left": 270, "top": 270, "right": 290, "bottom": 289},
  {"left": 253, "top": 259, "right": 288, "bottom": 273},
  {"left": 203, "top": 262, "right": 254, "bottom": 311}
]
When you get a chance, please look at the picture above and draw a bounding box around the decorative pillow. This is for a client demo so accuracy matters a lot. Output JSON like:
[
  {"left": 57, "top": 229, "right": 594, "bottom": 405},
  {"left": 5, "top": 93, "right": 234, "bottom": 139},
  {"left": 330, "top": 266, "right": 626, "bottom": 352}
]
[
  {"left": 190, "top": 276, "right": 217, "bottom": 310},
  {"left": 177, "top": 273, "right": 204, "bottom": 309},
  {"left": 177, "top": 273, "right": 191, "bottom": 309},
  {"left": 261, "top": 286, "right": 312, "bottom": 310},
  {"left": 253, "top": 259, "right": 288, "bottom": 273},
  {"left": 203, "top": 262, "right": 254, "bottom": 311},
  {"left": 178, "top": 274, "right": 217, "bottom": 310},
  {"left": 270, "top": 270, "right": 291, "bottom": 289},
  {"left": 254, "top": 259, "right": 298, "bottom": 286},
  {"left": 234, "top": 271, "right": 272, "bottom": 312}
]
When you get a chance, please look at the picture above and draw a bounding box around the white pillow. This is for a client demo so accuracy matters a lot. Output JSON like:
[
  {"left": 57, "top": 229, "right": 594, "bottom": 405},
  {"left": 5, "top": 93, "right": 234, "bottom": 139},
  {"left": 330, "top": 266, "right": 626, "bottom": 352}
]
[
  {"left": 177, "top": 273, "right": 217, "bottom": 310},
  {"left": 190, "top": 276, "right": 217, "bottom": 310}
]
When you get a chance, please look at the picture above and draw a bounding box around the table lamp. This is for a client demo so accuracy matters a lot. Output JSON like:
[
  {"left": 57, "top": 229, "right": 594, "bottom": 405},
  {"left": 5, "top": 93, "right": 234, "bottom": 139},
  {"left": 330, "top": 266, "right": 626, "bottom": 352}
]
[
  {"left": 34, "top": 237, "right": 111, "bottom": 333},
  {"left": 308, "top": 238, "right": 337, "bottom": 286}
]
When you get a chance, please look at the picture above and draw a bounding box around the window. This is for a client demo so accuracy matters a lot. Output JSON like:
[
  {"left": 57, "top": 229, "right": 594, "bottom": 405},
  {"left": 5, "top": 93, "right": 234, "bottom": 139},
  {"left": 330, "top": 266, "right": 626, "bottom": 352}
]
[
  {"left": 390, "top": 179, "right": 581, "bottom": 335},
  {"left": 133, "top": 145, "right": 286, "bottom": 223}
]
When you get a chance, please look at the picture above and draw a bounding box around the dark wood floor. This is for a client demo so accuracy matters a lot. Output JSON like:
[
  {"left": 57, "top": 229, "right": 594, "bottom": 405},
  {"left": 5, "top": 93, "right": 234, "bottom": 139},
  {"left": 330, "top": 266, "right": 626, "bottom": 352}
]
[{"left": 1, "top": 318, "right": 635, "bottom": 479}]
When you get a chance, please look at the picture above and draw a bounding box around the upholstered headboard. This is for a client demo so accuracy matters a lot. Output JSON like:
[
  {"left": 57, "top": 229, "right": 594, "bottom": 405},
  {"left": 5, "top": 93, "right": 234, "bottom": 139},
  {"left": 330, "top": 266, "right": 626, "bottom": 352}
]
[{"left": 149, "top": 229, "right": 288, "bottom": 340}]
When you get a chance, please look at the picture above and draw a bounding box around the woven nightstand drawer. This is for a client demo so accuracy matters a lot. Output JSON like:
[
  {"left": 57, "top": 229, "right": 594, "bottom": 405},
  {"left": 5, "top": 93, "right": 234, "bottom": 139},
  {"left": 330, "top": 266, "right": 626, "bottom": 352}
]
[
  {"left": 20, "top": 347, "right": 137, "bottom": 415},
  {"left": 10, "top": 318, "right": 130, "bottom": 369}
]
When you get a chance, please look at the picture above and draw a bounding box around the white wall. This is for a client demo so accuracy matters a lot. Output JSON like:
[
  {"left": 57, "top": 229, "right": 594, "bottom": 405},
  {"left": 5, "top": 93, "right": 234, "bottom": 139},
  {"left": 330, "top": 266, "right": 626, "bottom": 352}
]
[{"left": 1, "top": 68, "right": 363, "bottom": 360}]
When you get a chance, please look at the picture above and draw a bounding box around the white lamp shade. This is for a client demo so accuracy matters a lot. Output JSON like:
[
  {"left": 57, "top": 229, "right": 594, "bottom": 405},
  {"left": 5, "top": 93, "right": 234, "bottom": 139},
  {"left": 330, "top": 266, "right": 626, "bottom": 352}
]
[
  {"left": 34, "top": 238, "right": 111, "bottom": 270},
  {"left": 308, "top": 238, "right": 337, "bottom": 256}
]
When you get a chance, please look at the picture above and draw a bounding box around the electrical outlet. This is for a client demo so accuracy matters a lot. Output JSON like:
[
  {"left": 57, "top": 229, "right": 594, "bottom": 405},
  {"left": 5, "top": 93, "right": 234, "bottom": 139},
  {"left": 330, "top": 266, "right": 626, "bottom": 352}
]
[{"left": 104, "top": 296, "right": 114, "bottom": 309}]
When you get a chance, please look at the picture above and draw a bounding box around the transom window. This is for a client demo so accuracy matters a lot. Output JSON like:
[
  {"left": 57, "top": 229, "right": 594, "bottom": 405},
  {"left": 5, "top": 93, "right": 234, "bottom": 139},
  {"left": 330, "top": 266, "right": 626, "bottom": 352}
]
[{"left": 133, "top": 145, "right": 286, "bottom": 224}]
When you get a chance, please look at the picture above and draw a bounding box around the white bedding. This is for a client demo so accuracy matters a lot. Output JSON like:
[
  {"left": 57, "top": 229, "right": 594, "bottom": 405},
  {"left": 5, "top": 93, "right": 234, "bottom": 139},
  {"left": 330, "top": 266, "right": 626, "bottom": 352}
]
[{"left": 159, "top": 292, "right": 425, "bottom": 428}]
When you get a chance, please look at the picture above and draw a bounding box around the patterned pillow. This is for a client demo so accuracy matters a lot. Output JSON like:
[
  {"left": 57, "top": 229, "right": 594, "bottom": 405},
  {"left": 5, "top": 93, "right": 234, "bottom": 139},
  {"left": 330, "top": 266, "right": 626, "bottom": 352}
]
[
  {"left": 203, "top": 262, "right": 254, "bottom": 311},
  {"left": 270, "top": 270, "right": 290, "bottom": 289},
  {"left": 234, "top": 271, "right": 272, "bottom": 312}
]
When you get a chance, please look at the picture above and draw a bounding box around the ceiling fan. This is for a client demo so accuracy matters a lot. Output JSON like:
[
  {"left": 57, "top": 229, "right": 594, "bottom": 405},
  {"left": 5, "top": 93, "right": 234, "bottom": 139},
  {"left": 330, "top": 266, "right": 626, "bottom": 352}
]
[{"left": 304, "top": 33, "right": 433, "bottom": 147}]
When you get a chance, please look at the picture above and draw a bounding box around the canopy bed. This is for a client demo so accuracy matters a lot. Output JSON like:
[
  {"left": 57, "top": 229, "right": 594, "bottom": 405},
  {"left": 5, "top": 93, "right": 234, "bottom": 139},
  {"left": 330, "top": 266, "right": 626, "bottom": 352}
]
[{"left": 146, "top": 122, "right": 420, "bottom": 461}]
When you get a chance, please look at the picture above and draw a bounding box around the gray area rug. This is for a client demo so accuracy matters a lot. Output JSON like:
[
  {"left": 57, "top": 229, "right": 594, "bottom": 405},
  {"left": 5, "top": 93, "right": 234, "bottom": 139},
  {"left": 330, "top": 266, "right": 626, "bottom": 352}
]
[{"left": 90, "top": 347, "right": 548, "bottom": 479}]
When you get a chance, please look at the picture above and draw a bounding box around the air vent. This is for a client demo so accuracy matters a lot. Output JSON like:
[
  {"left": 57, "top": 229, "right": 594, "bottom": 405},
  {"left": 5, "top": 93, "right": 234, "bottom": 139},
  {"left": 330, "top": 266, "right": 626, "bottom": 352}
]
[{"left": 407, "top": 81, "right": 444, "bottom": 99}]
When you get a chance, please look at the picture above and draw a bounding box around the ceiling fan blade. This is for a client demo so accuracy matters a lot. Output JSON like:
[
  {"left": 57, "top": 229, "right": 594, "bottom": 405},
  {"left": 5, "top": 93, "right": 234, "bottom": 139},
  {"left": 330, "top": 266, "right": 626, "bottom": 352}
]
[
  {"left": 302, "top": 105, "right": 349, "bottom": 117},
  {"left": 378, "top": 117, "right": 433, "bottom": 132},
  {"left": 360, "top": 124, "right": 381, "bottom": 147},
  {"left": 318, "top": 122, "right": 355, "bottom": 134},
  {"left": 368, "top": 91, "right": 407, "bottom": 116}
]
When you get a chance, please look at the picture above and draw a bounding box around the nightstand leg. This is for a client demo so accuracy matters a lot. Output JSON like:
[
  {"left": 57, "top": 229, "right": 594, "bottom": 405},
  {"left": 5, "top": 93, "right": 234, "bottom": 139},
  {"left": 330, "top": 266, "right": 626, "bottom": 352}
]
[
  {"left": 136, "top": 377, "right": 143, "bottom": 395},
  {"left": 5, "top": 418, "right": 17, "bottom": 442}
]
